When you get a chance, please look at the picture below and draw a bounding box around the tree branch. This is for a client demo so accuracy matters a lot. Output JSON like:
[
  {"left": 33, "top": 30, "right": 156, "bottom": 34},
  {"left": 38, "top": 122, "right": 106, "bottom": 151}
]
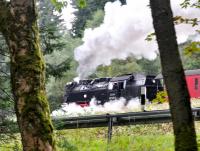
[
  {"left": 0, "top": 87, "right": 14, "bottom": 102},
  {"left": 0, "top": 70, "right": 10, "bottom": 77}
]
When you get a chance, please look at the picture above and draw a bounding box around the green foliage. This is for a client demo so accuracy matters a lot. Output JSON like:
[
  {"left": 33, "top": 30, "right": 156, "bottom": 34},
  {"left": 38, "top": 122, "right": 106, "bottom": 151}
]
[
  {"left": 0, "top": 101, "right": 12, "bottom": 111},
  {"left": 184, "top": 41, "right": 200, "bottom": 55},
  {"left": 45, "top": 50, "right": 71, "bottom": 79},
  {"left": 38, "top": 0, "right": 83, "bottom": 110},
  {"left": 183, "top": 53, "right": 200, "bottom": 69},
  {"left": 0, "top": 133, "right": 22, "bottom": 151},
  {"left": 46, "top": 76, "right": 66, "bottom": 110},
  {"left": 137, "top": 57, "right": 161, "bottom": 75},
  {"left": 174, "top": 0, "right": 200, "bottom": 59},
  {"left": 180, "top": 40, "right": 200, "bottom": 70},
  {"left": 173, "top": 16, "right": 199, "bottom": 27},
  {"left": 39, "top": 0, "right": 67, "bottom": 54},
  {"left": 0, "top": 35, "right": 14, "bottom": 133},
  {"left": 39, "top": 0, "right": 72, "bottom": 79},
  {"left": 0, "top": 119, "right": 19, "bottom": 133},
  {"left": 13, "top": 142, "right": 22, "bottom": 151},
  {"left": 85, "top": 9, "right": 105, "bottom": 29},
  {"left": 87, "top": 56, "right": 160, "bottom": 79},
  {"left": 45, "top": 34, "right": 81, "bottom": 110},
  {"left": 180, "top": 0, "right": 200, "bottom": 8},
  {"left": 180, "top": 0, "right": 191, "bottom": 8},
  {"left": 77, "top": 0, "right": 87, "bottom": 9},
  {"left": 71, "top": 0, "right": 125, "bottom": 37},
  {"left": 152, "top": 91, "right": 168, "bottom": 104},
  {"left": 95, "top": 57, "right": 142, "bottom": 78},
  {"left": 46, "top": 65, "right": 79, "bottom": 111},
  {"left": 50, "top": 0, "right": 67, "bottom": 13},
  {"left": 145, "top": 32, "right": 156, "bottom": 41}
]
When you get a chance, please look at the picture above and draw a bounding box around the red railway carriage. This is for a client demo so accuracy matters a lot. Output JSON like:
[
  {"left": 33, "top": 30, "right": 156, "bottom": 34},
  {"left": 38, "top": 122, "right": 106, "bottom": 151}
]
[
  {"left": 185, "top": 69, "right": 200, "bottom": 98},
  {"left": 156, "top": 69, "right": 200, "bottom": 98}
]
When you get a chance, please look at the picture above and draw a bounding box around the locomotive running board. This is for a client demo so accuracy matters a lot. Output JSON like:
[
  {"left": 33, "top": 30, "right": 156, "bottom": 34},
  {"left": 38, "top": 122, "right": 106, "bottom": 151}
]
[{"left": 53, "top": 107, "right": 200, "bottom": 130}]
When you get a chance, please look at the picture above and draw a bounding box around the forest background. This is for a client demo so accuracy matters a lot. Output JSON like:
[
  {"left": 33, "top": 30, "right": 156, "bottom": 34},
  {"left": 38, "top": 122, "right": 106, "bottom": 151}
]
[{"left": 0, "top": 0, "right": 199, "bottom": 131}]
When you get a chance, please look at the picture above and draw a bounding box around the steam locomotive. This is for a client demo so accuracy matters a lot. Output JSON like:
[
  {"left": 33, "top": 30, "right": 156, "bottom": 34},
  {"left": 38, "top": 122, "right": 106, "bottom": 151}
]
[{"left": 64, "top": 73, "right": 163, "bottom": 107}]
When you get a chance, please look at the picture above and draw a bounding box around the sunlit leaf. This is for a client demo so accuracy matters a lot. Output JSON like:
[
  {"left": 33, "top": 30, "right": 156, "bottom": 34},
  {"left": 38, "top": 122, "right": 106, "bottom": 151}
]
[
  {"left": 77, "top": 0, "right": 87, "bottom": 8},
  {"left": 184, "top": 42, "right": 200, "bottom": 56},
  {"left": 50, "top": 0, "right": 67, "bottom": 13}
]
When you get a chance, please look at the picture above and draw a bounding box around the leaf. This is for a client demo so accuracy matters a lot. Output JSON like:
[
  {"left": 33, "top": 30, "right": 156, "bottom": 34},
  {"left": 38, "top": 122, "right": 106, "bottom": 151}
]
[
  {"left": 184, "top": 42, "right": 200, "bottom": 56},
  {"left": 77, "top": 0, "right": 87, "bottom": 9},
  {"left": 50, "top": 0, "right": 68, "bottom": 13},
  {"left": 145, "top": 32, "right": 155, "bottom": 41},
  {"left": 180, "top": 0, "right": 190, "bottom": 8}
]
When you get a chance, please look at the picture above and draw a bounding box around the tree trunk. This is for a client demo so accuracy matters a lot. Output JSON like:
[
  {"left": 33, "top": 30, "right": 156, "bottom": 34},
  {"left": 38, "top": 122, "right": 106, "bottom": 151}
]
[
  {"left": 150, "top": 0, "right": 197, "bottom": 150},
  {"left": 0, "top": 0, "right": 56, "bottom": 150}
]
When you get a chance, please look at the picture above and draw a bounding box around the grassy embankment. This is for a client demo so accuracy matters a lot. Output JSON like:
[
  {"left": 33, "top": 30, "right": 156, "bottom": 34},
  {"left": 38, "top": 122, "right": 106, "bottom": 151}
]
[
  {"left": 0, "top": 123, "right": 175, "bottom": 151},
  {"left": 1, "top": 100, "right": 200, "bottom": 151}
]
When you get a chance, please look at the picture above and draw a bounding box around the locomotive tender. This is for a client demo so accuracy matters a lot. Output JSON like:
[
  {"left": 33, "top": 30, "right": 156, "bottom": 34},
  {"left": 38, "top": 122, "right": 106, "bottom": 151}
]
[{"left": 64, "top": 73, "right": 163, "bottom": 106}]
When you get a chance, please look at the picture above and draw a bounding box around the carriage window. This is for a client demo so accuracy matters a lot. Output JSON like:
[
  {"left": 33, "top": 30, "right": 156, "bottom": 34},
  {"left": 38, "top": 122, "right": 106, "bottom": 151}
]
[{"left": 195, "top": 78, "right": 198, "bottom": 90}]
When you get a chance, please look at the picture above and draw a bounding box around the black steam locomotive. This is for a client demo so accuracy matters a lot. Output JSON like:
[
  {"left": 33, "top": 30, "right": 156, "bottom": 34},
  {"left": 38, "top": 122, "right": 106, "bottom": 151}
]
[{"left": 64, "top": 73, "right": 163, "bottom": 106}]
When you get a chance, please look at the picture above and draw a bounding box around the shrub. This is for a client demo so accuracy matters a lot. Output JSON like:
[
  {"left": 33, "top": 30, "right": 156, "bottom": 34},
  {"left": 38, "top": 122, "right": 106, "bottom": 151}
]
[{"left": 152, "top": 91, "right": 168, "bottom": 104}]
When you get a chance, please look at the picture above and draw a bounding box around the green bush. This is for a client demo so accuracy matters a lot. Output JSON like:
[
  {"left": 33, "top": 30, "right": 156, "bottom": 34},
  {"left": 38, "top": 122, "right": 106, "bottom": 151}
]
[{"left": 152, "top": 91, "right": 168, "bottom": 104}]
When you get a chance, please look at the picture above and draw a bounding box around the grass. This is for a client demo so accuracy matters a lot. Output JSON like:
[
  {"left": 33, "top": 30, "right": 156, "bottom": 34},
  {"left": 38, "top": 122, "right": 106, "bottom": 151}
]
[
  {"left": 1, "top": 123, "right": 200, "bottom": 151},
  {"left": 56, "top": 134, "right": 174, "bottom": 151},
  {"left": 0, "top": 123, "right": 190, "bottom": 151},
  {"left": 54, "top": 124, "right": 174, "bottom": 151},
  {"left": 1, "top": 100, "right": 200, "bottom": 151},
  {"left": 55, "top": 122, "right": 200, "bottom": 151}
]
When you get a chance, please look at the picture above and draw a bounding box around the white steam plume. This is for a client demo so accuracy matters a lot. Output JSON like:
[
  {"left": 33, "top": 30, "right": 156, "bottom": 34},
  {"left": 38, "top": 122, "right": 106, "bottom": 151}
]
[
  {"left": 51, "top": 98, "right": 140, "bottom": 117},
  {"left": 74, "top": 0, "right": 200, "bottom": 79}
]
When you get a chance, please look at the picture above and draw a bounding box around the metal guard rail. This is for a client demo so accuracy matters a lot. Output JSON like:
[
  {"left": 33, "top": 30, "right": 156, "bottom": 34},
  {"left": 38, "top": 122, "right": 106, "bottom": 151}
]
[{"left": 53, "top": 108, "right": 200, "bottom": 130}]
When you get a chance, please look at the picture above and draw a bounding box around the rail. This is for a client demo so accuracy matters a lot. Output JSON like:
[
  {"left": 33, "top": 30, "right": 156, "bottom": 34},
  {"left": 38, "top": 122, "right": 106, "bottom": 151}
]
[
  {"left": 53, "top": 108, "right": 200, "bottom": 142},
  {"left": 53, "top": 108, "right": 200, "bottom": 129}
]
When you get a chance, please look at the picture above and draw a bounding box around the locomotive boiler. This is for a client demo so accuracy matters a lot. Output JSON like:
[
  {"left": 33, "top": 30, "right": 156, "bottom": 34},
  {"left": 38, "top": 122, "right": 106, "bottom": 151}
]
[{"left": 64, "top": 73, "right": 163, "bottom": 106}]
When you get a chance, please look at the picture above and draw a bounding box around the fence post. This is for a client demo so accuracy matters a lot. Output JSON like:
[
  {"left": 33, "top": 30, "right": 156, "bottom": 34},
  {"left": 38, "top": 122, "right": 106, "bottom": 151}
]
[{"left": 107, "top": 116, "right": 113, "bottom": 143}]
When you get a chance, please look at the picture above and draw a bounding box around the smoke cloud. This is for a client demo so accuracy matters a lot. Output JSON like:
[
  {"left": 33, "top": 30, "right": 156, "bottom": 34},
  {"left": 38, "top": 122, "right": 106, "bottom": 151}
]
[
  {"left": 51, "top": 98, "right": 141, "bottom": 117},
  {"left": 74, "top": 0, "right": 200, "bottom": 79}
]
